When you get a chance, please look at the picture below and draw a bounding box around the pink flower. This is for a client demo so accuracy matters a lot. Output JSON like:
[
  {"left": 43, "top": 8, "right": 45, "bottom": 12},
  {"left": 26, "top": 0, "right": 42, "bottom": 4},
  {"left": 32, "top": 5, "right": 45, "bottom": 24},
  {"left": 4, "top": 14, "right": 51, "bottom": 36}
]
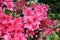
[
  {"left": 13, "top": 17, "right": 24, "bottom": 32},
  {"left": 23, "top": 7, "right": 34, "bottom": 17},
  {"left": 24, "top": 16, "right": 40, "bottom": 31},
  {"left": 56, "top": 28, "right": 60, "bottom": 34},
  {"left": 26, "top": 30, "right": 35, "bottom": 38},
  {"left": 4, "top": 2, "right": 14, "bottom": 11},
  {"left": 53, "top": 20, "right": 58, "bottom": 26},
  {"left": 44, "top": 28, "right": 52, "bottom": 36},
  {"left": 0, "top": 12, "right": 27, "bottom": 40},
  {"left": 0, "top": 0, "right": 4, "bottom": 6},
  {"left": 45, "top": 18, "right": 53, "bottom": 27},
  {"left": 30, "top": 3, "right": 36, "bottom": 8},
  {"left": 5, "top": 0, "right": 13, "bottom": 2},
  {"left": 14, "top": 33, "right": 26, "bottom": 40},
  {"left": 16, "top": 1, "right": 22, "bottom": 7},
  {"left": 38, "top": 38, "right": 44, "bottom": 40},
  {"left": 40, "top": 20, "right": 46, "bottom": 28},
  {"left": 4, "top": 33, "right": 13, "bottom": 40}
]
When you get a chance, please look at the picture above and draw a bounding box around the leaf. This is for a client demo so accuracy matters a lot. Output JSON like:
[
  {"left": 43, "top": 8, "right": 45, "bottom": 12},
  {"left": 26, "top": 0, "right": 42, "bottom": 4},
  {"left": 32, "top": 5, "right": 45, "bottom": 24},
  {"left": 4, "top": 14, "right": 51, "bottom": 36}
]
[
  {"left": 12, "top": 12, "right": 17, "bottom": 18},
  {"left": 48, "top": 13, "right": 55, "bottom": 19},
  {"left": 57, "top": 23, "right": 60, "bottom": 28},
  {"left": 5, "top": 10, "right": 11, "bottom": 15},
  {"left": 46, "top": 36, "right": 51, "bottom": 40},
  {"left": 52, "top": 31, "right": 59, "bottom": 40},
  {"left": 59, "top": 38, "right": 60, "bottom": 40}
]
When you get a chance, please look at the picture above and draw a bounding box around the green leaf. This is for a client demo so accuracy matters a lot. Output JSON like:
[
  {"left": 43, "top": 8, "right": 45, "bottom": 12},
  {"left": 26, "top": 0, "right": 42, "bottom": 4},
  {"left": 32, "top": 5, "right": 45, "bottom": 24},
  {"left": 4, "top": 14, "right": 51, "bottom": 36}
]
[
  {"left": 46, "top": 36, "right": 51, "bottom": 40},
  {"left": 59, "top": 38, "right": 60, "bottom": 40},
  {"left": 52, "top": 31, "right": 59, "bottom": 40},
  {"left": 48, "top": 13, "right": 55, "bottom": 20},
  {"left": 5, "top": 10, "right": 11, "bottom": 15},
  {"left": 57, "top": 23, "right": 60, "bottom": 28},
  {"left": 12, "top": 12, "right": 17, "bottom": 18}
]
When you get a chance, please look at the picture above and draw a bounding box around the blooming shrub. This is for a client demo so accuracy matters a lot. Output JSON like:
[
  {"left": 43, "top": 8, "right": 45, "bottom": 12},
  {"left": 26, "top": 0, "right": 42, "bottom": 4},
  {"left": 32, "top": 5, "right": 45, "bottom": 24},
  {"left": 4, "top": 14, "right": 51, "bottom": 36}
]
[{"left": 0, "top": 0, "right": 60, "bottom": 40}]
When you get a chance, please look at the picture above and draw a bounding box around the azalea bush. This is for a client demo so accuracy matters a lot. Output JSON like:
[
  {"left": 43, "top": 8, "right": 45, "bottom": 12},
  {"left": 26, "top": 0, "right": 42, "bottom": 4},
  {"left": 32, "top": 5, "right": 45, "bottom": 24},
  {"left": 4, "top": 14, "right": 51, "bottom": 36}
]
[{"left": 0, "top": 0, "right": 60, "bottom": 40}]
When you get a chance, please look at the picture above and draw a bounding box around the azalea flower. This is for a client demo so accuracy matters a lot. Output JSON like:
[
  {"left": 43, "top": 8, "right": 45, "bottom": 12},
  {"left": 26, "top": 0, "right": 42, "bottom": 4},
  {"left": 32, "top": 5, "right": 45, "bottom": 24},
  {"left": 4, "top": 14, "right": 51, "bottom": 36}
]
[
  {"left": 4, "top": 2, "right": 14, "bottom": 11},
  {"left": 44, "top": 28, "right": 52, "bottom": 36}
]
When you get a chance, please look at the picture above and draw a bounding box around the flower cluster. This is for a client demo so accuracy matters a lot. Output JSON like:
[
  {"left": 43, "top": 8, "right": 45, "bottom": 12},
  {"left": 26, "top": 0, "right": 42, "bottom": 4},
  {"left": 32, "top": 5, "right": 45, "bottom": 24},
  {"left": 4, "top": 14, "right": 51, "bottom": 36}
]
[
  {"left": 0, "top": 0, "right": 59, "bottom": 40},
  {"left": 0, "top": 12, "right": 26, "bottom": 40}
]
